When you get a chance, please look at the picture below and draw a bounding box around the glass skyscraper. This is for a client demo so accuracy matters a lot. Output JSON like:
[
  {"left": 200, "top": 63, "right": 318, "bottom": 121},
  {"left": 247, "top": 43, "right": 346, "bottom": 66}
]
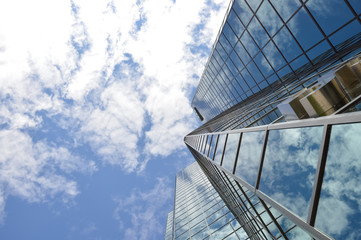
[{"left": 167, "top": 0, "right": 361, "bottom": 239}]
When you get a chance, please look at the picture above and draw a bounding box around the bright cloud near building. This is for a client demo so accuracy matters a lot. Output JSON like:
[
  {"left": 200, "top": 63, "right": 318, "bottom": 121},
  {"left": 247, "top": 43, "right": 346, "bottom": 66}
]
[{"left": 0, "top": 0, "right": 228, "bottom": 239}]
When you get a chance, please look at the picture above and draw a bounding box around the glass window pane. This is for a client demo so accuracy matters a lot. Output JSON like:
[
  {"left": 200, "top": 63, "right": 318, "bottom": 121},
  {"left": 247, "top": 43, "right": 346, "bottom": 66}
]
[
  {"left": 242, "top": 69, "right": 256, "bottom": 88},
  {"left": 316, "top": 123, "right": 361, "bottom": 239},
  {"left": 235, "top": 131, "right": 265, "bottom": 186},
  {"left": 257, "top": 0, "right": 283, "bottom": 37},
  {"left": 240, "top": 30, "right": 258, "bottom": 58},
  {"left": 273, "top": 26, "right": 302, "bottom": 62},
  {"left": 235, "top": 40, "right": 250, "bottom": 64},
  {"left": 259, "top": 126, "right": 323, "bottom": 220},
  {"left": 247, "top": 61, "right": 264, "bottom": 84},
  {"left": 233, "top": 0, "right": 253, "bottom": 25},
  {"left": 329, "top": 20, "right": 361, "bottom": 47},
  {"left": 227, "top": 10, "right": 244, "bottom": 39},
  {"left": 230, "top": 50, "right": 244, "bottom": 73},
  {"left": 220, "top": 33, "right": 233, "bottom": 56},
  {"left": 269, "top": 0, "right": 301, "bottom": 22},
  {"left": 209, "top": 135, "right": 218, "bottom": 159},
  {"left": 306, "top": 0, "right": 354, "bottom": 36},
  {"left": 236, "top": 74, "right": 250, "bottom": 93},
  {"left": 214, "top": 134, "right": 227, "bottom": 164},
  {"left": 263, "top": 41, "right": 286, "bottom": 71},
  {"left": 204, "top": 135, "right": 211, "bottom": 154},
  {"left": 247, "top": 17, "right": 269, "bottom": 48},
  {"left": 349, "top": 0, "right": 361, "bottom": 14},
  {"left": 222, "top": 133, "right": 240, "bottom": 172},
  {"left": 254, "top": 52, "right": 274, "bottom": 78},
  {"left": 247, "top": 0, "right": 262, "bottom": 12},
  {"left": 287, "top": 8, "right": 324, "bottom": 50}
]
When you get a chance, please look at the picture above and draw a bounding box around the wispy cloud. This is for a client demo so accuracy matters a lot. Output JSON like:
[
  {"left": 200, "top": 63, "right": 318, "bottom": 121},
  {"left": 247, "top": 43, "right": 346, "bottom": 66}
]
[
  {"left": 114, "top": 178, "right": 173, "bottom": 240},
  {"left": 0, "top": 130, "right": 95, "bottom": 223}
]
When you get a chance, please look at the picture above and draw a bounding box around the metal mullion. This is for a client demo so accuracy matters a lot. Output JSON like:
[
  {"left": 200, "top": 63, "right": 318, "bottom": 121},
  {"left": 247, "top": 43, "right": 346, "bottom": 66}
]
[
  {"left": 244, "top": 107, "right": 279, "bottom": 128},
  {"left": 236, "top": 181, "right": 276, "bottom": 239},
  {"left": 258, "top": 198, "right": 288, "bottom": 240},
  {"left": 203, "top": 135, "right": 209, "bottom": 154},
  {"left": 232, "top": 132, "right": 242, "bottom": 175},
  {"left": 189, "top": 111, "right": 361, "bottom": 137},
  {"left": 344, "top": 0, "right": 361, "bottom": 25},
  {"left": 211, "top": 135, "right": 219, "bottom": 161},
  {"left": 207, "top": 135, "right": 213, "bottom": 157},
  {"left": 255, "top": 190, "right": 332, "bottom": 240},
  {"left": 238, "top": 70, "right": 253, "bottom": 94},
  {"left": 307, "top": 124, "right": 332, "bottom": 226},
  {"left": 244, "top": 1, "right": 298, "bottom": 82},
  {"left": 301, "top": 1, "right": 337, "bottom": 53},
  {"left": 255, "top": 129, "right": 269, "bottom": 190},
  {"left": 220, "top": 133, "right": 229, "bottom": 166},
  {"left": 219, "top": 70, "right": 238, "bottom": 102},
  {"left": 223, "top": 174, "right": 269, "bottom": 237},
  {"left": 324, "top": 15, "right": 361, "bottom": 44},
  {"left": 267, "top": 0, "right": 313, "bottom": 66},
  {"left": 230, "top": 104, "right": 277, "bottom": 130},
  {"left": 193, "top": 143, "right": 257, "bottom": 193}
]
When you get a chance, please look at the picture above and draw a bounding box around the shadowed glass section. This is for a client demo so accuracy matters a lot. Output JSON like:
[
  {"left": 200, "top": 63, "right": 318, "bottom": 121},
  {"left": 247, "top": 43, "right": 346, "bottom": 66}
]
[
  {"left": 214, "top": 134, "right": 226, "bottom": 164},
  {"left": 222, "top": 133, "right": 240, "bottom": 172},
  {"left": 316, "top": 123, "right": 361, "bottom": 239},
  {"left": 259, "top": 126, "right": 323, "bottom": 220},
  {"left": 235, "top": 131, "right": 264, "bottom": 186}
]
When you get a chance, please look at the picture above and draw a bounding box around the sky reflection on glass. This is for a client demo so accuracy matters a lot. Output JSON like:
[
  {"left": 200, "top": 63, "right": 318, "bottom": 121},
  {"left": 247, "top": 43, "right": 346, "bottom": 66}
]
[
  {"left": 214, "top": 134, "right": 226, "bottom": 164},
  {"left": 235, "top": 131, "right": 264, "bottom": 186},
  {"left": 222, "top": 133, "right": 240, "bottom": 172},
  {"left": 259, "top": 126, "right": 323, "bottom": 220},
  {"left": 316, "top": 123, "right": 361, "bottom": 239}
]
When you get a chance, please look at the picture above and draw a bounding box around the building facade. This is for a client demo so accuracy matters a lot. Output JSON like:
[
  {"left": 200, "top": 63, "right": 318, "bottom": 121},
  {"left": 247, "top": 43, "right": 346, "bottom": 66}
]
[
  {"left": 167, "top": 0, "right": 361, "bottom": 239},
  {"left": 165, "top": 162, "right": 250, "bottom": 240}
]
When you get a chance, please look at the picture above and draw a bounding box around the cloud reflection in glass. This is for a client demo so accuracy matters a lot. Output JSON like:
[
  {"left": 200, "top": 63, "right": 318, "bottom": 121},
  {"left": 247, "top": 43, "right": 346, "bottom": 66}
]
[{"left": 259, "top": 126, "right": 323, "bottom": 220}]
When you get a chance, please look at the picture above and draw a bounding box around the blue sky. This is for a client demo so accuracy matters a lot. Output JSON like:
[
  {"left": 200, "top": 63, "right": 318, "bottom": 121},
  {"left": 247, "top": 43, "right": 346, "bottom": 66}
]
[{"left": 0, "top": 0, "right": 228, "bottom": 239}]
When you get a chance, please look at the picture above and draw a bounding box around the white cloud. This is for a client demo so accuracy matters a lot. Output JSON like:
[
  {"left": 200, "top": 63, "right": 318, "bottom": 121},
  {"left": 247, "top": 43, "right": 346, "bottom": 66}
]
[
  {"left": 0, "top": 0, "right": 229, "bottom": 227},
  {"left": 114, "top": 178, "right": 173, "bottom": 240},
  {"left": 0, "top": 130, "right": 92, "bottom": 223}
]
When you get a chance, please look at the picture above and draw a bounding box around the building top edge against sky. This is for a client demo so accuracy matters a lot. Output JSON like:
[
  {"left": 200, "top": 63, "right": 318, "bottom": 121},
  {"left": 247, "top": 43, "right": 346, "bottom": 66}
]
[{"left": 191, "top": 0, "right": 361, "bottom": 124}]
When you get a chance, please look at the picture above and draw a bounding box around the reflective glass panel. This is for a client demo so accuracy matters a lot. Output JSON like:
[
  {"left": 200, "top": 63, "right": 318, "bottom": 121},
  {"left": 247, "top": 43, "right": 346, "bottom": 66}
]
[
  {"left": 233, "top": 0, "right": 253, "bottom": 26},
  {"left": 235, "top": 40, "right": 250, "bottom": 64},
  {"left": 214, "top": 134, "right": 226, "bottom": 164},
  {"left": 247, "top": 17, "right": 269, "bottom": 48},
  {"left": 247, "top": 61, "right": 263, "bottom": 84},
  {"left": 287, "top": 8, "right": 323, "bottom": 50},
  {"left": 257, "top": 0, "right": 283, "bottom": 37},
  {"left": 209, "top": 134, "right": 218, "bottom": 159},
  {"left": 269, "top": 0, "right": 300, "bottom": 22},
  {"left": 227, "top": 10, "right": 244, "bottom": 39},
  {"left": 240, "top": 30, "right": 258, "bottom": 58},
  {"left": 316, "top": 123, "right": 361, "bottom": 239},
  {"left": 247, "top": 0, "right": 262, "bottom": 12},
  {"left": 306, "top": 0, "right": 354, "bottom": 36},
  {"left": 273, "top": 26, "right": 302, "bottom": 62},
  {"left": 235, "top": 131, "right": 265, "bottom": 186},
  {"left": 254, "top": 52, "right": 273, "bottom": 78},
  {"left": 349, "top": 0, "right": 361, "bottom": 14},
  {"left": 263, "top": 41, "right": 286, "bottom": 71},
  {"left": 204, "top": 135, "right": 211, "bottom": 154},
  {"left": 222, "top": 133, "right": 240, "bottom": 172},
  {"left": 329, "top": 20, "right": 361, "bottom": 46},
  {"left": 259, "top": 126, "right": 323, "bottom": 220}
]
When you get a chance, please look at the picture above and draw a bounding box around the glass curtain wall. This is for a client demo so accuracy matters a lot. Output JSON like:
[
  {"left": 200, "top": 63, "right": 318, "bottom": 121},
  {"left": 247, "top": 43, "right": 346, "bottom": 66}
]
[{"left": 193, "top": 0, "right": 361, "bottom": 122}]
